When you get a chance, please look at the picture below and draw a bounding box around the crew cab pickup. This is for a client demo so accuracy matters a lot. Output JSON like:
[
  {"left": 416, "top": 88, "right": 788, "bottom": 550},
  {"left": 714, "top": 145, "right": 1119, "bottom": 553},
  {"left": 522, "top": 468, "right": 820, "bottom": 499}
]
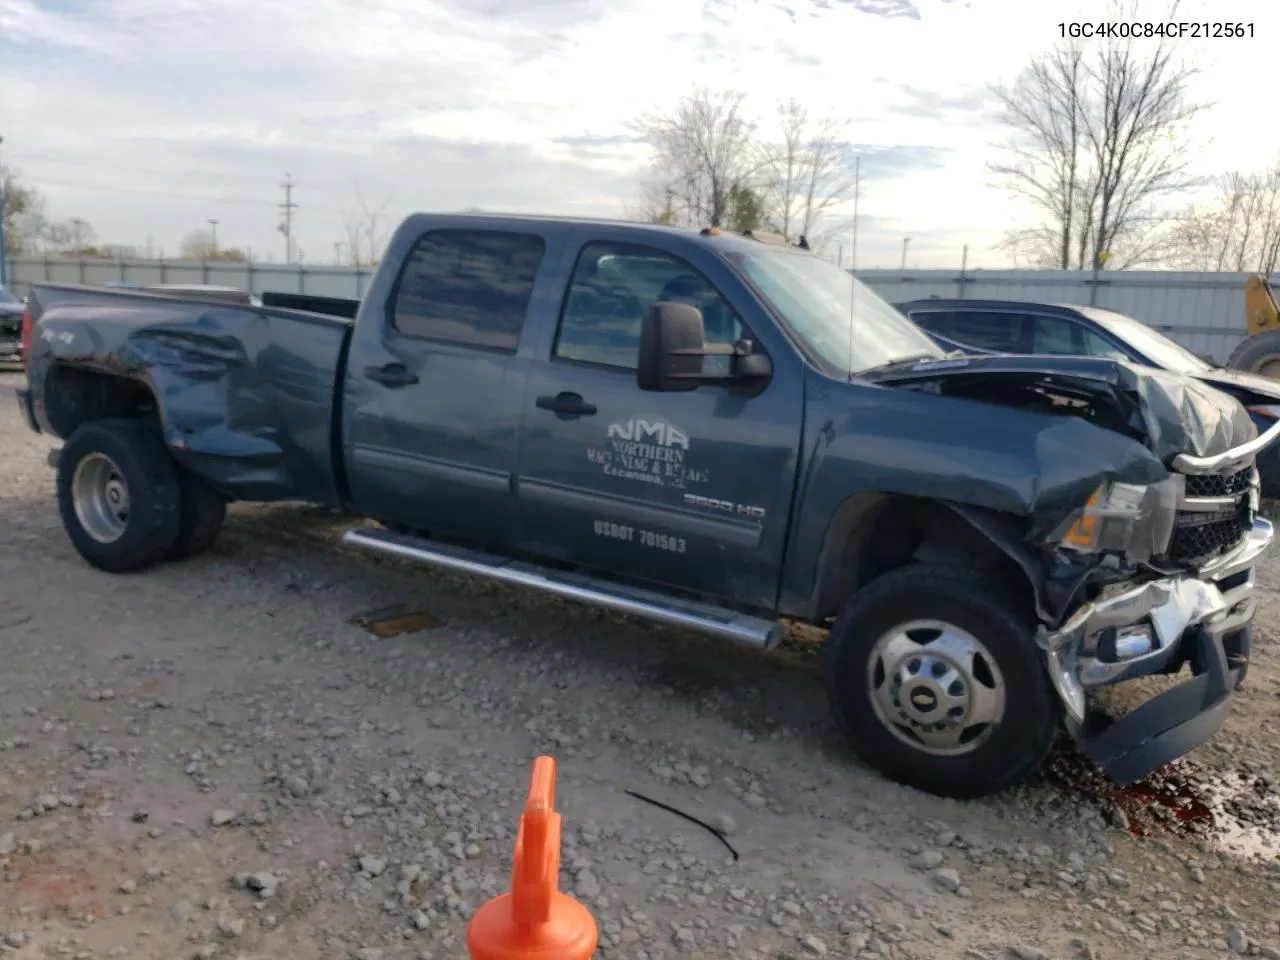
[{"left": 17, "top": 214, "right": 1278, "bottom": 799}]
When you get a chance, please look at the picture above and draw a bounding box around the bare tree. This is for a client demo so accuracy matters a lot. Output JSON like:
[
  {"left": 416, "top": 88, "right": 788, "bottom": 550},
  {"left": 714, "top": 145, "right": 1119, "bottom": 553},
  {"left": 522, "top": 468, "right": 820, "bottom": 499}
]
[
  {"left": 626, "top": 182, "right": 680, "bottom": 225},
  {"left": 1165, "top": 165, "right": 1280, "bottom": 273},
  {"left": 631, "top": 87, "right": 762, "bottom": 228},
  {"left": 990, "top": 45, "right": 1091, "bottom": 269},
  {"left": 2, "top": 163, "right": 51, "bottom": 256},
  {"left": 180, "top": 229, "right": 217, "bottom": 260},
  {"left": 760, "top": 99, "right": 856, "bottom": 242},
  {"left": 990, "top": 0, "right": 1201, "bottom": 270},
  {"left": 342, "top": 183, "right": 393, "bottom": 266}
]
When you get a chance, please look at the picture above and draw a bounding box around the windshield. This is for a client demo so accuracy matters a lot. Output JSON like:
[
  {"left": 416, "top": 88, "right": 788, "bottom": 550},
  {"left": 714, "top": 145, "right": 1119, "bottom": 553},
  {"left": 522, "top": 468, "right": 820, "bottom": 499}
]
[
  {"left": 1083, "top": 306, "right": 1212, "bottom": 375},
  {"left": 0, "top": 286, "right": 19, "bottom": 306},
  {"left": 726, "top": 247, "right": 943, "bottom": 376}
]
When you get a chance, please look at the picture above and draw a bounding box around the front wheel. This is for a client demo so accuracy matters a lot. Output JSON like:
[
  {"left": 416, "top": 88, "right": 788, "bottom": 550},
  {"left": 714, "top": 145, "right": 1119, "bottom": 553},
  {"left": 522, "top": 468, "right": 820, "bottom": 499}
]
[
  {"left": 56, "top": 419, "right": 182, "bottom": 573},
  {"left": 824, "top": 564, "right": 1060, "bottom": 799}
]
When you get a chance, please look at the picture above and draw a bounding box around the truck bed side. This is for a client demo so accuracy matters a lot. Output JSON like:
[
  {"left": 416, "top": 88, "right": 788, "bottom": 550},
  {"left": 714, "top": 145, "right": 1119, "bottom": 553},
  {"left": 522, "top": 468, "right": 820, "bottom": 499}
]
[{"left": 25, "top": 283, "right": 354, "bottom": 506}]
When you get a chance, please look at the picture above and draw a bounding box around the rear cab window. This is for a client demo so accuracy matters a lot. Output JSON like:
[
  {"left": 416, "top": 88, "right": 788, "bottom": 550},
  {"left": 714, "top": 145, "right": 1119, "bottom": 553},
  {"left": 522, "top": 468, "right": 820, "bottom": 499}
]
[{"left": 390, "top": 229, "right": 546, "bottom": 352}]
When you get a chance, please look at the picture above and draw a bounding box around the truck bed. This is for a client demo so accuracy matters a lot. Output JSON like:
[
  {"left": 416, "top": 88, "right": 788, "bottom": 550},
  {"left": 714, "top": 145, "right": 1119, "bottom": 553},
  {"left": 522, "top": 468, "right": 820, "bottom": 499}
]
[{"left": 24, "top": 283, "right": 354, "bottom": 506}]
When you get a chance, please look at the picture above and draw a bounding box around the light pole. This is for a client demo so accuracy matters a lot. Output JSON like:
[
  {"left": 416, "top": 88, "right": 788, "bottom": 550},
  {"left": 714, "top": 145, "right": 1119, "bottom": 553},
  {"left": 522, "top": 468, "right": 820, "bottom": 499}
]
[
  {"left": 901, "top": 237, "right": 911, "bottom": 270},
  {"left": 207, "top": 219, "right": 220, "bottom": 255},
  {"left": 0, "top": 134, "right": 8, "bottom": 288}
]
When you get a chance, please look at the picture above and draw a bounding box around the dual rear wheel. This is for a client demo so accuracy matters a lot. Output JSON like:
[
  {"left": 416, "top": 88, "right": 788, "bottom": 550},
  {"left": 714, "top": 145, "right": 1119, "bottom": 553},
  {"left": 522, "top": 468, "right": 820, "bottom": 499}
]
[{"left": 56, "top": 418, "right": 227, "bottom": 573}]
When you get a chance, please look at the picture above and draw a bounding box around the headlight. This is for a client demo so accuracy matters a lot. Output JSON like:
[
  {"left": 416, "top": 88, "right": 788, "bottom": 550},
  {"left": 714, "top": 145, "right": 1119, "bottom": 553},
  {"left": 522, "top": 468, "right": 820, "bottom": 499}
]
[{"left": 1053, "top": 480, "right": 1177, "bottom": 560}]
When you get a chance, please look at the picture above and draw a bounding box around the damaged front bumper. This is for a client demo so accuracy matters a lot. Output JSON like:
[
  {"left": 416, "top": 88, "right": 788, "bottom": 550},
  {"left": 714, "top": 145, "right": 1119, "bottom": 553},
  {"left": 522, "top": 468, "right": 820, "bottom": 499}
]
[{"left": 1040, "top": 516, "right": 1272, "bottom": 785}]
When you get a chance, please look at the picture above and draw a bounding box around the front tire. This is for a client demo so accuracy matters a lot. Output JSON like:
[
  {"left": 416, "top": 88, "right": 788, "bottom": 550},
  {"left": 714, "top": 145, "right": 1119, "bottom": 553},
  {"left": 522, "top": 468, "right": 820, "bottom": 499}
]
[
  {"left": 56, "top": 419, "right": 182, "bottom": 573},
  {"left": 824, "top": 564, "right": 1060, "bottom": 799}
]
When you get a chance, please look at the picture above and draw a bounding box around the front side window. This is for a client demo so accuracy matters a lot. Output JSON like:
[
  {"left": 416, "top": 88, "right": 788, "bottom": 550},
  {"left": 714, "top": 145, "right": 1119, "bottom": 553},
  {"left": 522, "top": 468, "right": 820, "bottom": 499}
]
[
  {"left": 554, "top": 241, "right": 744, "bottom": 370},
  {"left": 390, "top": 229, "right": 546, "bottom": 352},
  {"left": 1028, "top": 315, "right": 1083, "bottom": 355},
  {"left": 1079, "top": 326, "right": 1130, "bottom": 360}
]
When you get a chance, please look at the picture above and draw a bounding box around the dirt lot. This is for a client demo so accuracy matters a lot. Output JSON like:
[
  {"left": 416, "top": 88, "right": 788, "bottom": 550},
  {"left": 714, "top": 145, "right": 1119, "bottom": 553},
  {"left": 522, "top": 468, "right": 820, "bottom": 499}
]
[{"left": 2, "top": 369, "right": 1279, "bottom": 960}]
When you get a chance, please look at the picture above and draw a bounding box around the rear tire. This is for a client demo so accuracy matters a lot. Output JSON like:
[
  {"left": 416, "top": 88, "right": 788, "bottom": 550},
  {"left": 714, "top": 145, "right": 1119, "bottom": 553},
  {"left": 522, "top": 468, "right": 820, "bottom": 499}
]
[
  {"left": 824, "top": 564, "right": 1060, "bottom": 799},
  {"left": 1227, "top": 329, "right": 1280, "bottom": 379},
  {"left": 57, "top": 419, "right": 182, "bottom": 573},
  {"left": 167, "top": 471, "right": 227, "bottom": 560}
]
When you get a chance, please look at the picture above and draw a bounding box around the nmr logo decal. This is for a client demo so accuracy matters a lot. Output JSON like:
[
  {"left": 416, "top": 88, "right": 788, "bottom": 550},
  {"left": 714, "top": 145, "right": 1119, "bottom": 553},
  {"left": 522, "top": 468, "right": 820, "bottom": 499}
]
[
  {"left": 586, "top": 416, "right": 707, "bottom": 489},
  {"left": 606, "top": 418, "right": 689, "bottom": 451}
]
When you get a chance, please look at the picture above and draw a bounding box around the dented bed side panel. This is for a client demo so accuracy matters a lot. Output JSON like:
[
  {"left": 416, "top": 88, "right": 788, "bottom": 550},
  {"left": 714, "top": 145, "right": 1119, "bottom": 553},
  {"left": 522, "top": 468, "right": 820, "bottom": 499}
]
[{"left": 26, "top": 284, "right": 351, "bottom": 506}]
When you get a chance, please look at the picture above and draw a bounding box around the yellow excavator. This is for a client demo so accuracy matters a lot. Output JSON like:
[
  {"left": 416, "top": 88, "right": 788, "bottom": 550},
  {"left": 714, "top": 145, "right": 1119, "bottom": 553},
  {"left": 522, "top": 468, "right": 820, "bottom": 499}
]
[{"left": 1232, "top": 275, "right": 1280, "bottom": 376}]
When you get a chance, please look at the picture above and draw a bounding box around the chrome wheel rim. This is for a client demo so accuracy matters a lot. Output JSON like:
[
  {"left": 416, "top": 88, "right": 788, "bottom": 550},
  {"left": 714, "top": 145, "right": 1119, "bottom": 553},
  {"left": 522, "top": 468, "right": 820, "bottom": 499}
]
[
  {"left": 72, "top": 452, "right": 131, "bottom": 544},
  {"left": 867, "top": 619, "right": 1006, "bottom": 756}
]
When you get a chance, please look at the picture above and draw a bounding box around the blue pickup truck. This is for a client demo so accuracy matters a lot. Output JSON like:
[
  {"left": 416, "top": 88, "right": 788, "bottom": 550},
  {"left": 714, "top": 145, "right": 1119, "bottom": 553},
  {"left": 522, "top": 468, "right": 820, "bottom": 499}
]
[{"left": 16, "top": 214, "right": 1277, "bottom": 799}]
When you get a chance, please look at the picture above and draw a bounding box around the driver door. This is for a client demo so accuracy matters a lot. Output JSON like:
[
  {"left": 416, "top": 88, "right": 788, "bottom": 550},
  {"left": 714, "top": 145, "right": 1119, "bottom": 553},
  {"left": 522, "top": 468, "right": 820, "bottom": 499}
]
[{"left": 514, "top": 231, "right": 804, "bottom": 605}]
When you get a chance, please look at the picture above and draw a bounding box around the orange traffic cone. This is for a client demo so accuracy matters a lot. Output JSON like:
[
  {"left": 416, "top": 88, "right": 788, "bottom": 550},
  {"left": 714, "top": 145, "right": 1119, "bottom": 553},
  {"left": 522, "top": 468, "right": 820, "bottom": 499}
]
[{"left": 467, "top": 755, "right": 598, "bottom": 960}]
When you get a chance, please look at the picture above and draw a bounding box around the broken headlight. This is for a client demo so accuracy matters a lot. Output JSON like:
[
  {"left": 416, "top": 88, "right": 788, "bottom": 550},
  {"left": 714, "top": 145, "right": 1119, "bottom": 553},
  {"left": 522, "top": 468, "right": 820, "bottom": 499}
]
[{"left": 1051, "top": 479, "right": 1177, "bottom": 561}]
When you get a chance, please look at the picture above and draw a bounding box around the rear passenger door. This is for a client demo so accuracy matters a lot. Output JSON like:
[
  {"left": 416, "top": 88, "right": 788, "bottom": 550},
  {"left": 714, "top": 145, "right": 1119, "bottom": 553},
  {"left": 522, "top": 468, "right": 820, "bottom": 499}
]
[
  {"left": 343, "top": 226, "right": 564, "bottom": 542},
  {"left": 514, "top": 232, "right": 804, "bottom": 606}
]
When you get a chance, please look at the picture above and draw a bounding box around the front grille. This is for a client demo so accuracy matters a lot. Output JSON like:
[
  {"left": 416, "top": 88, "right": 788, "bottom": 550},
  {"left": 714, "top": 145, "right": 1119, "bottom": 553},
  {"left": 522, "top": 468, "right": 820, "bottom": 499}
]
[
  {"left": 1166, "top": 465, "right": 1254, "bottom": 567},
  {"left": 1184, "top": 467, "right": 1253, "bottom": 499},
  {"left": 1169, "top": 510, "right": 1249, "bottom": 566}
]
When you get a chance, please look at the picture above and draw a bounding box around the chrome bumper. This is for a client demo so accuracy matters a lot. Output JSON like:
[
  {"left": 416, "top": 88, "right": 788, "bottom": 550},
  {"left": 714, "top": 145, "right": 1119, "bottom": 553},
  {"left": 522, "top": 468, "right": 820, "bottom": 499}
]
[{"left": 1038, "top": 517, "right": 1271, "bottom": 784}]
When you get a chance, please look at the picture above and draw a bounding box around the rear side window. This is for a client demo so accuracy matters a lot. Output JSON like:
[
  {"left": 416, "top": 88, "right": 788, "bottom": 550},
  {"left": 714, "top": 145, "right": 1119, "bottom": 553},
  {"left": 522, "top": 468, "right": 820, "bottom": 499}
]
[
  {"left": 391, "top": 230, "right": 546, "bottom": 351},
  {"left": 915, "top": 310, "right": 1024, "bottom": 352}
]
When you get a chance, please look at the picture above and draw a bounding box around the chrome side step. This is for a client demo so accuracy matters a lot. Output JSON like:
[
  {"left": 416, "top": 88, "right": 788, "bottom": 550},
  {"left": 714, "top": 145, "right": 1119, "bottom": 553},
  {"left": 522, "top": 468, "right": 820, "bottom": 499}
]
[{"left": 341, "top": 525, "right": 783, "bottom": 650}]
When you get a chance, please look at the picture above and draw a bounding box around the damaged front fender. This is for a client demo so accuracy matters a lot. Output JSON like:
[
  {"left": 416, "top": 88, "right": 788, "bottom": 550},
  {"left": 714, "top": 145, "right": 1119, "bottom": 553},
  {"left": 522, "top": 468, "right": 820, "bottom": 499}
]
[{"left": 781, "top": 372, "right": 1173, "bottom": 619}]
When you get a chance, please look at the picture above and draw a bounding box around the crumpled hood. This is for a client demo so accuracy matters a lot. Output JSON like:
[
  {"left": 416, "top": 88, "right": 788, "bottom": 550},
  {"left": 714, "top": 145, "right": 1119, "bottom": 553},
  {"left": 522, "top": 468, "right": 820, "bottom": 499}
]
[{"left": 864, "top": 354, "right": 1258, "bottom": 465}]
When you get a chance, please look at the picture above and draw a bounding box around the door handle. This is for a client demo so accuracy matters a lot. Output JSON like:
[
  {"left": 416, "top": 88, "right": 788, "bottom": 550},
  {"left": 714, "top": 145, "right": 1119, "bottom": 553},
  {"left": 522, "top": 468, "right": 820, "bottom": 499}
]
[
  {"left": 536, "top": 392, "right": 597, "bottom": 418},
  {"left": 364, "top": 363, "right": 419, "bottom": 387}
]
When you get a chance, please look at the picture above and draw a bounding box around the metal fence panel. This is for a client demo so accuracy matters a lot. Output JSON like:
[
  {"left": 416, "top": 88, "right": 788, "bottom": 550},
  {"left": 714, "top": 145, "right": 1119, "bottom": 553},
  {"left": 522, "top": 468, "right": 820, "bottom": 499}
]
[{"left": 5, "top": 257, "right": 375, "bottom": 302}]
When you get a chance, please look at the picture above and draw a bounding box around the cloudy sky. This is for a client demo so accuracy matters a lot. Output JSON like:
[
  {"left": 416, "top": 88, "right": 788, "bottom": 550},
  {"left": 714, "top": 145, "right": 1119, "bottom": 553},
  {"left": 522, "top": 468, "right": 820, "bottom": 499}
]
[{"left": 1, "top": 0, "right": 1276, "bottom": 268}]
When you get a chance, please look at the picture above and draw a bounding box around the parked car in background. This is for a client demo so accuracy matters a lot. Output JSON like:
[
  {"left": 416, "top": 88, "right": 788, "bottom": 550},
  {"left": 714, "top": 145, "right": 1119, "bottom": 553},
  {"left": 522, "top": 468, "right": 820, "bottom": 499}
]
[
  {"left": 897, "top": 298, "right": 1280, "bottom": 497},
  {"left": 1, "top": 284, "right": 24, "bottom": 364}
]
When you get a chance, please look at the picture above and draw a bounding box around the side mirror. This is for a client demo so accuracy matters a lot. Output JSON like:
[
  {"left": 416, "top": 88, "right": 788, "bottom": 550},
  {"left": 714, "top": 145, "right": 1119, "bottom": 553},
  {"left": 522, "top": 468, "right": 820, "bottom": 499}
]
[
  {"left": 637, "top": 302, "right": 704, "bottom": 392},
  {"left": 637, "top": 301, "right": 772, "bottom": 392}
]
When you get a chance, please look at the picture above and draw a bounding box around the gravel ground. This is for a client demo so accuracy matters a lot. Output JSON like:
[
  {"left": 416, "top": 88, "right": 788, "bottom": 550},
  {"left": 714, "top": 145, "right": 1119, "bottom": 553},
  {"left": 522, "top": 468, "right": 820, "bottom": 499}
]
[{"left": 2, "top": 369, "right": 1280, "bottom": 960}]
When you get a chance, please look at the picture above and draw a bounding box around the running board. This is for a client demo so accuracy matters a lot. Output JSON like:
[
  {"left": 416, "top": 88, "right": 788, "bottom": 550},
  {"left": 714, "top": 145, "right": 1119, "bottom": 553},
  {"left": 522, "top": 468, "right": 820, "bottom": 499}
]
[{"left": 341, "top": 526, "right": 784, "bottom": 650}]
